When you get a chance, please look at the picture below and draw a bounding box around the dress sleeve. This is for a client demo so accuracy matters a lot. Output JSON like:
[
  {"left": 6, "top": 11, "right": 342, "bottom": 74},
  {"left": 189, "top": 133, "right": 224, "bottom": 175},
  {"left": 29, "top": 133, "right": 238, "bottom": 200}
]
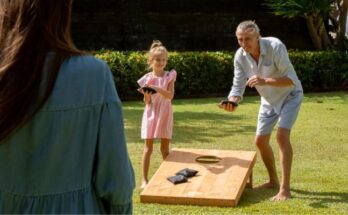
[
  {"left": 168, "top": 69, "right": 177, "bottom": 82},
  {"left": 93, "top": 64, "right": 135, "bottom": 214},
  {"left": 137, "top": 73, "right": 150, "bottom": 87}
]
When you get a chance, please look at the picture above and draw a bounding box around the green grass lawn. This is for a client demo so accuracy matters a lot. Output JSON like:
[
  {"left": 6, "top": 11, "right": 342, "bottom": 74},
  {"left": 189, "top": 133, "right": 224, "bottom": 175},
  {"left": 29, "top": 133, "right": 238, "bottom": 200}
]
[{"left": 122, "top": 92, "right": 348, "bottom": 214}]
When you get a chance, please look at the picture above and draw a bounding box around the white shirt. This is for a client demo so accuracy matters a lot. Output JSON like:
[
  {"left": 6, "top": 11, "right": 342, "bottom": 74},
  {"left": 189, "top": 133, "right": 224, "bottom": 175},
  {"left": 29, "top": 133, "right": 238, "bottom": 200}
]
[{"left": 228, "top": 37, "right": 303, "bottom": 114}]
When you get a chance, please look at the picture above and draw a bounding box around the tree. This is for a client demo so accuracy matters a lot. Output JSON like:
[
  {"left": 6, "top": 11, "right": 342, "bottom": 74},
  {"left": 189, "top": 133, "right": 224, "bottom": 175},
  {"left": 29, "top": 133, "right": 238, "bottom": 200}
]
[{"left": 265, "top": 0, "right": 348, "bottom": 50}]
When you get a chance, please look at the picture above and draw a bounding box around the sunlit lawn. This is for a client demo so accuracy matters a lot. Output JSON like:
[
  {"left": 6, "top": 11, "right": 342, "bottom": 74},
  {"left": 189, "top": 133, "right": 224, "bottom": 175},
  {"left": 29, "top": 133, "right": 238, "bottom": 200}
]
[{"left": 122, "top": 92, "right": 348, "bottom": 214}]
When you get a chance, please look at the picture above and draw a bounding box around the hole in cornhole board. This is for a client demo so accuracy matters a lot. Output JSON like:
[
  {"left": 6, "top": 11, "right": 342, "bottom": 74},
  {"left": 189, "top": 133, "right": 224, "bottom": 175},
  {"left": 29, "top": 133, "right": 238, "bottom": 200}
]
[
  {"left": 140, "top": 148, "right": 256, "bottom": 207},
  {"left": 195, "top": 155, "right": 221, "bottom": 164}
]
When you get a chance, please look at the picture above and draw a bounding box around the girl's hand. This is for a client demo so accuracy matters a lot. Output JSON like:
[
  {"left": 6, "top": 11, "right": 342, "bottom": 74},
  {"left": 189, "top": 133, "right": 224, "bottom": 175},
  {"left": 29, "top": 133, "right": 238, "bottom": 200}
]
[
  {"left": 143, "top": 91, "right": 152, "bottom": 104},
  {"left": 144, "top": 91, "right": 152, "bottom": 97},
  {"left": 147, "top": 82, "right": 175, "bottom": 100},
  {"left": 137, "top": 88, "right": 144, "bottom": 94},
  {"left": 138, "top": 85, "right": 157, "bottom": 94},
  {"left": 137, "top": 86, "right": 153, "bottom": 104}
]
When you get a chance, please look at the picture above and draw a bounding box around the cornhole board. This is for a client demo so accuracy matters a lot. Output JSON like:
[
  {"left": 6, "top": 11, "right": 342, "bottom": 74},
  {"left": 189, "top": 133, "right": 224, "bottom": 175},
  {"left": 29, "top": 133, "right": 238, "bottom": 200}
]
[{"left": 140, "top": 148, "right": 257, "bottom": 207}]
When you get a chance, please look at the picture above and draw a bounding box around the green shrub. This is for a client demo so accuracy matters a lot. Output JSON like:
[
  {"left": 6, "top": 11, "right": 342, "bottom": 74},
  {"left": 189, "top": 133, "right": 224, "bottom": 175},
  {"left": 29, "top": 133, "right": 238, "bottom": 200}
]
[
  {"left": 95, "top": 50, "right": 348, "bottom": 100},
  {"left": 167, "top": 52, "right": 234, "bottom": 97},
  {"left": 290, "top": 51, "right": 348, "bottom": 91}
]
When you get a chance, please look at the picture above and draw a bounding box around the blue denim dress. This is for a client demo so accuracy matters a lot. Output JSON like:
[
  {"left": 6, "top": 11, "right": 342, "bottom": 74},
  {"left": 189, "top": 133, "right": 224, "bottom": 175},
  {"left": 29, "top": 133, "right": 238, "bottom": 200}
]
[{"left": 0, "top": 54, "right": 135, "bottom": 214}]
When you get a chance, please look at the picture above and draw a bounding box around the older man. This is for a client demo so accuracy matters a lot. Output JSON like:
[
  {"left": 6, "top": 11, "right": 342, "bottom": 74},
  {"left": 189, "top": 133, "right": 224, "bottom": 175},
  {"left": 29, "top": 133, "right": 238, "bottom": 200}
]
[{"left": 221, "top": 20, "right": 303, "bottom": 200}]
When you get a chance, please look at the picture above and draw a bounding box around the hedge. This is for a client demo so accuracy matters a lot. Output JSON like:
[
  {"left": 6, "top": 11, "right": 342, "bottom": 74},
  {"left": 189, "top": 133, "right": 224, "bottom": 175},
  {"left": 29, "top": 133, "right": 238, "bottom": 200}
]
[{"left": 94, "top": 50, "right": 348, "bottom": 100}]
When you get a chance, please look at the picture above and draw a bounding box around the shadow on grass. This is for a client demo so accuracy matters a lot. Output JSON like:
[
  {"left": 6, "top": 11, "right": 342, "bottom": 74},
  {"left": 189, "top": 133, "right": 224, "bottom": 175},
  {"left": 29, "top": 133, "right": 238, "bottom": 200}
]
[
  {"left": 171, "top": 111, "right": 255, "bottom": 144},
  {"left": 238, "top": 188, "right": 278, "bottom": 206},
  {"left": 124, "top": 92, "right": 348, "bottom": 145},
  {"left": 173, "top": 96, "right": 260, "bottom": 106},
  {"left": 303, "top": 91, "right": 348, "bottom": 103},
  {"left": 123, "top": 107, "right": 256, "bottom": 144},
  {"left": 122, "top": 107, "right": 143, "bottom": 143},
  {"left": 292, "top": 188, "right": 348, "bottom": 208}
]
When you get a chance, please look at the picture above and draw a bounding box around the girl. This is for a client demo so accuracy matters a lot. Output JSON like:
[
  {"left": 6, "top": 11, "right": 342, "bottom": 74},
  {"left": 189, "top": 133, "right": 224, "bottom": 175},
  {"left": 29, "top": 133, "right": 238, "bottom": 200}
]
[{"left": 137, "top": 40, "right": 177, "bottom": 189}]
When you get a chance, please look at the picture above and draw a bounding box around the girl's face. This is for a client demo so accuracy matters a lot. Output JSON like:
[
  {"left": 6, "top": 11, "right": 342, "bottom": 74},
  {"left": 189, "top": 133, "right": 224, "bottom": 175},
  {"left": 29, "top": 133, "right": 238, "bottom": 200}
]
[{"left": 151, "top": 53, "right": 167, "bottom": 71}]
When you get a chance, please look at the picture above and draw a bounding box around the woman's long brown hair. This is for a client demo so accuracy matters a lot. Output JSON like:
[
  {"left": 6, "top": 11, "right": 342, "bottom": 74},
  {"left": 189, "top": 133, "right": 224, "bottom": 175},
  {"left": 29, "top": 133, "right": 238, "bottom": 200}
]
[{"left": 0, "top": 0, "right": 84, "bottom": 141}]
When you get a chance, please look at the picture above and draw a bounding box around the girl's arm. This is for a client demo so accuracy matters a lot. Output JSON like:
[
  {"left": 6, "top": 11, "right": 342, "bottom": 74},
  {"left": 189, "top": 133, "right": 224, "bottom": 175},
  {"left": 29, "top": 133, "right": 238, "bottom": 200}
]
[
  {"left": 151, "top": 80, "right": 175, "bottom": 100},
  {"left": 143, "top": 92, "right": 152, "bottom": 104},
  {"left": 137, "top": 88, "right": 152, "bottom": 104}
]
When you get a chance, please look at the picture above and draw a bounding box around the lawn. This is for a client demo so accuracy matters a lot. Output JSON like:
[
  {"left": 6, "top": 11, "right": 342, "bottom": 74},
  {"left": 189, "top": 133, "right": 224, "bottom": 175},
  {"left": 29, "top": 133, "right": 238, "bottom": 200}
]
[{"left": 122, "top": 92, "right": 348, "bottom": 214}]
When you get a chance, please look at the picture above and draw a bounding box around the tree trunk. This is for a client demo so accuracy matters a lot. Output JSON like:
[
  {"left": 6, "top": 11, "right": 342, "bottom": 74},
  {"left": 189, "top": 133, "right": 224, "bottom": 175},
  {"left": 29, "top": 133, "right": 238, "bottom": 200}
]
[
  {"left": 305, "top": 16, "right": 323, "bottom": 50},
  {"left": 318, "top": 17, "right": 332, "bottom": 49},
  {"left": 335, "top": 0, "right": 348, "bottom": 47}
]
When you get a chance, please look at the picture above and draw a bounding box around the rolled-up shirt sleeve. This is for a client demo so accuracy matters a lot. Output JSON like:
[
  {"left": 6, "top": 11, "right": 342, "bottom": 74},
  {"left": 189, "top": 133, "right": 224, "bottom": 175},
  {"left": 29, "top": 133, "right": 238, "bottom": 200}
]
[
  {"left": 274, "top": 43, "right": 301, "bottom": 86},
  {"left": 228, "top": 57, "right": 247, "bottom": 99}
]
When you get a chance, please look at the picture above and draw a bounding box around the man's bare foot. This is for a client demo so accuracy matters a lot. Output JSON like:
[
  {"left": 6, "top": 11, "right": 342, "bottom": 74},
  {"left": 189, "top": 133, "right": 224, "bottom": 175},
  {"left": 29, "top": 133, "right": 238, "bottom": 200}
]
[
  {"left": 255, "top": 181, "right": 279, "bottom": 189},
  {"left": 271, "top": 189, "right": 291, "bottom": 201},
  {"left": 140, "top": 181, "right": 148, "bottom": 190}
]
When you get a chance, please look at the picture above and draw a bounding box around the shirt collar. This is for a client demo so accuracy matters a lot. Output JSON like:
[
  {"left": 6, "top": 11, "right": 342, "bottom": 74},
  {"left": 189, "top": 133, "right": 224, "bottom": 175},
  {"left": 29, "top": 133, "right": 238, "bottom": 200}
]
[
  {"left": 259, "top": 38, "right": 267, "bottom": 56},
  {"left": 241, "top": 37, "right": 266, "bottom": 56},
  {"left": 242, "top": 48, "right": 248, "bottom": 56}
]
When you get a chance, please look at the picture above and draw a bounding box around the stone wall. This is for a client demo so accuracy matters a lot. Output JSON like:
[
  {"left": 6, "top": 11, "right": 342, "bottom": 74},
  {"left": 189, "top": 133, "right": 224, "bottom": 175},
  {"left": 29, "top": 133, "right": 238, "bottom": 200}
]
[{"left": 71, "top": 0, "right": 313, "bottom": 51}]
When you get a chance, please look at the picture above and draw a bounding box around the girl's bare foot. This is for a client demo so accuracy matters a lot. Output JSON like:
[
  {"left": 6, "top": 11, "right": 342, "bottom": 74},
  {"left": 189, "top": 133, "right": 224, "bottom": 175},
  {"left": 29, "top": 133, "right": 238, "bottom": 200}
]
[
  {"left": 271, "top": 189, "right": 291, "bottom": 201},
  {"left": 140, "top": 181, "right": 148, "bottom": 190}
]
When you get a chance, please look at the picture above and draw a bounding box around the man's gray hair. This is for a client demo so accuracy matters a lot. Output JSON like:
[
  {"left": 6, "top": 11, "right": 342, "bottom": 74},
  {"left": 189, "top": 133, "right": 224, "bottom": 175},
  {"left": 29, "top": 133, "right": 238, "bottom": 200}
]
[{"left": 236, "top": 20, "right": 260, "bottom": 35}]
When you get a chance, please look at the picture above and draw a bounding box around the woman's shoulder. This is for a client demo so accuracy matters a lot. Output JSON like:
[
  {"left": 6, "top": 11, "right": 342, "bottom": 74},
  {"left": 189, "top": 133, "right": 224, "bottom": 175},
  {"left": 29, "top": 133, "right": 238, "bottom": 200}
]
[
  {"left": 59, "top": 55, "right": 112, "bottom": 84},
  {"left": 45, "top": 55, "right": 114, "bottom": 110},
  {"left": 63, "top": 55, "right": 109, "bottom": 74}
]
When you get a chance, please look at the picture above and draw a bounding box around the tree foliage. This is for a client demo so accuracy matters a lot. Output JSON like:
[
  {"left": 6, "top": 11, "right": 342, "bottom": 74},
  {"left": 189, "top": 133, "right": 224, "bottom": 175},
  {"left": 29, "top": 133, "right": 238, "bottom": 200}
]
[{"left": 265, "top": 0, "right": 348, "bottom": 50}]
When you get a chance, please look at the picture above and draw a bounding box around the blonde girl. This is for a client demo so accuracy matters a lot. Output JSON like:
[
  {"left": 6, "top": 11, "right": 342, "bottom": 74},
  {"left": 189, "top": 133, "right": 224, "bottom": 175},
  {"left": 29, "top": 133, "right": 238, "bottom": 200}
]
[{"left": 137, "top": 40, "right": 177, "bottom": 189}]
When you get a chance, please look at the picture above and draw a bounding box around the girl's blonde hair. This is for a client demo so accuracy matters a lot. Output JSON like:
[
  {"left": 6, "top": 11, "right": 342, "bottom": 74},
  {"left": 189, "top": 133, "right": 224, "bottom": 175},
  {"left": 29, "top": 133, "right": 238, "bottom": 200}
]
[{"left": 147, "top": 40, "right": 168, "bottom": 67}]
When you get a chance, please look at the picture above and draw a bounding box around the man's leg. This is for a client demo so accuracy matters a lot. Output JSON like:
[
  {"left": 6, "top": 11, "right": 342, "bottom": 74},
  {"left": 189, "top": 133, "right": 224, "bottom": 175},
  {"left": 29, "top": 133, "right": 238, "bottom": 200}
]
[
  {"left": 272, "top": 90, "right": 302, "bottom": 200},
  {"left": 272, "top": 127, "right": 292, "bottom": 201},
  {"left": 255, "top": 103, "right": 279, "bottom": 189},
  {"left": 255, "top": 134, "right": 280, "bottom": 188}
]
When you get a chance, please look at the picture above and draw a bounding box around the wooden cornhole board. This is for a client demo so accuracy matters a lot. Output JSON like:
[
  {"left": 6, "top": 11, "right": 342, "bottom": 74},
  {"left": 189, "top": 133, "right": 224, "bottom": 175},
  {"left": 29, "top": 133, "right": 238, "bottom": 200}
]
[{"left": 140, "top": 148, "right": 257, "bottom": 207}]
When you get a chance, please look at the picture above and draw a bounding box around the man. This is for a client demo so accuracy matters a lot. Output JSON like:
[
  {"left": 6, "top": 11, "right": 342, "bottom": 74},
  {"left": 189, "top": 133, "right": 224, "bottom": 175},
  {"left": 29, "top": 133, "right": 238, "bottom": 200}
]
[{"left": 221, "top": 20, "right": 303, "bottom": 201}]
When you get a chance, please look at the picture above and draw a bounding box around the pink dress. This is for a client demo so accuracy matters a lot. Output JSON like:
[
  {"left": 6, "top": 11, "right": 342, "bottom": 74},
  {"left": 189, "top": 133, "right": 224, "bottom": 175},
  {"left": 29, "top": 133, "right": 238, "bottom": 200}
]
[{"left": 137, "top": 70, "right": 177, "bottom": 139}]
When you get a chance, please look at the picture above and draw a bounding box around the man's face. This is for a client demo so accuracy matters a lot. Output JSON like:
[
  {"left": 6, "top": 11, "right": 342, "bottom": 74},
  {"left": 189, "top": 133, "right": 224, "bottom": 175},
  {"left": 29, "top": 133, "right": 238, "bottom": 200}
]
[{"left": 236, "top": 29, "right": 259, "bottom": 53}]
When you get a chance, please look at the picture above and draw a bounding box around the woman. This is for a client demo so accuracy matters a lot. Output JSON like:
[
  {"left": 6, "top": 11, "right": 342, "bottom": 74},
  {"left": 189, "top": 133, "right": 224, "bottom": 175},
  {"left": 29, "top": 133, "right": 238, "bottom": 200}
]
[{"left": 0, "top": 0, "right": 134, "bottom": 213}]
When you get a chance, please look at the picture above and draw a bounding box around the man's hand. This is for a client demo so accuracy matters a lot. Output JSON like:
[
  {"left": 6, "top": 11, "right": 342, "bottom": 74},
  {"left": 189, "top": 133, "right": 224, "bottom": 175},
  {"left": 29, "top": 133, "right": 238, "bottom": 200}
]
[
  {"left": 218, "top": 96, "right": 240, "bottom": 112},
  {"left": 247, "top": 75, "right": 266, "bottom": 88}
]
